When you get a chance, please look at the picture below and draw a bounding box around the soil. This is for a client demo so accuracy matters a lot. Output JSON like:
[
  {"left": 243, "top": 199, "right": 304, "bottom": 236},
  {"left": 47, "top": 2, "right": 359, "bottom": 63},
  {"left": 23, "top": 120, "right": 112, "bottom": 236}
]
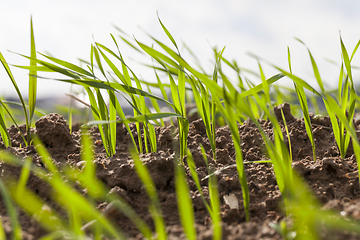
[{"left": 1, "top": 102, "right": 360, "bottom": 239}]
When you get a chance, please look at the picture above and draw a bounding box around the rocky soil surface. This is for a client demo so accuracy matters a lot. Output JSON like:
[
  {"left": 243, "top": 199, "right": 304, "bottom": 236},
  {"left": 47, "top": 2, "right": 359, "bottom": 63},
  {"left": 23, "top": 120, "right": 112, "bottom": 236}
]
[{"left": 1, "top": 103, "right": 360, "bottom": 239}]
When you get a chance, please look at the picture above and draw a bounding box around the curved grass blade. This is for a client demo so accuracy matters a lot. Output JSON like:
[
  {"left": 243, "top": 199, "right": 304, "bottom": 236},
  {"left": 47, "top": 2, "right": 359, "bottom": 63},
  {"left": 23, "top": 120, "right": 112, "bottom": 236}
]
[
  {"left": 15, "top": 53, "right": 83, "bottom": 79},
  {"left": 0, "top": 102, "right": 11, "bottom": 147},
  {"left": 29, "top": 16, "right": 38, "bottom": 125},
  {"left": 186, "top": 149, "right": 213, "bottom": 215},
  {"left": 12, "top": 64, "right": 54, "bottom": 72},
  {"left": 0, "top": 52, "right": 29, "bottom": 146},
  {"left": 135, "top": 38, "right": 181, "bottom": 71},
  {"left": 239, "top": 73, "right": 284, "bottom": 98},
  {"left": 38, "top": 53, "right": 95, "bottom": 78},
  {"left": 157, "top": 13, "right": 179, "bottom": 53},
  {"left": 85, "top": 112, "right": 185, "bottom": 126},
  {"left": 340, "top": 36, "right": 353, "bottom": 83},
  {"left": 0, "top": 100, "right": 28, "bottom": 145},
  {"left": 295, "top": 38, "right": 325, "bottom": 92},
  {"left": 294, "top": 84, "right": 316, "bottom": 161}
]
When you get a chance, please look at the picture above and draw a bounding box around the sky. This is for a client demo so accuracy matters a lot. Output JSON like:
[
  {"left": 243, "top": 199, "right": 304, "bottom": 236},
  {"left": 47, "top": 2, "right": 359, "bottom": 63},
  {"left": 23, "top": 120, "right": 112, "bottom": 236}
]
[{"left": 1, "top": 0, "right": 360, "bottom": 98}]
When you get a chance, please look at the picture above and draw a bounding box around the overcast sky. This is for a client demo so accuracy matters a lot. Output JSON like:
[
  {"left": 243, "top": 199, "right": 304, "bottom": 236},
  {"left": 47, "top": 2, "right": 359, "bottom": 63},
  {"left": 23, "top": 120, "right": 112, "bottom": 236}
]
[{"left": 1, "top": 0, "right": 360, "bottom": 98}]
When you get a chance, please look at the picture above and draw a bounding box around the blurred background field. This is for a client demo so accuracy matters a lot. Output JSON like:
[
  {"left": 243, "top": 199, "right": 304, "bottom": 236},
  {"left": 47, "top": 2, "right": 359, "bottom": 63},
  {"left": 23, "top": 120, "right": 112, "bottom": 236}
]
[{"left": 1, "top": 0, "right": 360, "bottom": 115}]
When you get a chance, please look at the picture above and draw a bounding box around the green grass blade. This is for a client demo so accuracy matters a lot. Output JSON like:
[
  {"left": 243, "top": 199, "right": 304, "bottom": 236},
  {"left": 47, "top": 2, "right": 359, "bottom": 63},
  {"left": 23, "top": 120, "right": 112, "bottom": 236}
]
[
  {"left": 296, "top": 38, "right": 325, "bottom": 92},
  {"left": 108, "top": 92, "right": 138, "bottom": 152},
  {"left": 146, "top": 85, "right": 164, "bottom": 126},
  {"left": 186, "top": 149, "right": 213, "bottom": 215},
  {"left": 213, "top": 90, "right": 250, "bottom": 221},
  {"left": 287, "top": 47, "right": 292, "bottom": 73},
  {"left": 16, "top": 53, "right": 82, "bottom": 79},
  {"left": 96, "top": 89, "right": 113, "bottom": 156},
  {"left": 270, "top": 65, "right": 325, "bottom": 99},
  {"left": 208, "top": 173, "right": 222, "bottom": 240},
  {"left": 80, "top": 127, "right": 97, "bottom": 183},
  {"left": 108, "top": 91, "right": 118, "bottom": 155},
  {"left": 239, "top": 73, "right": 284, "bottom": 98},
  {"left": 148, "top": 122, "right": 157, "bottom": 152},
  {"left": 131, "top": 148, "right": 167, "bottom": 239},
  {"left": 12, "top": 64, "right": 53, "bottom": 72},
  {"left": 294, "top": 84, "right": 316, "bottom": 161},
  {"left": 96, "top": 89, "right": 112, "bottom": 156},
  {"left": 69, "top": 205, "right": 85, "bottom": 237},
  {"left": 281, "top": 109, "right": 292, "bottom": 163},
  {"left": 95, "top": 42, "right": 127, "bottom": 84},
  {"left": 0, "top": 102, "right": 11, "bottom": 147},
  {"left": 157, "top": 13, "right": 179, "bottom": 53},
  {"left": 29, "top": 16, "right": 37, "bottom": 125},
  {"left": 0, "top": 52, "right": 29, "bottom": 146},
  {"left": 0, "top": 179, "right": 22, "bottom": 240},
  {"left": 135, "top": 38, "right": 181, "bottom": 70},
  {"left": 0, "top": 217, "right": 5, "bottom": 240},
  {"left": 178, "top": 69, "right": 186, "bottom": 116},
  {"left": 38, "top": 53, "right": 95, "bottom": 78},
  {"left": 85, "top": 112, "right": 185, "bottom": 126},
  {"left": 92, "top": 45, "right": 106, "bottom": 77},
  {"left": 324, "top": 99, "right": 342, "bottom": 153},
  {"left": 0, "top": 100, "right": 28, "bottom": 145},
  {"left": 340, "top": 36, "right": 354, "bottom": 84},
  {"left": 84, "top": 87, "right": 111, "bottom": 157},
  {"left": 258, "top": 61, "right": 271, "bottom": 106},
  {"left": 175, "top": 163, "right": 197, "bottom": 240},
  {"left": 350, "top": 39, "right": 360, "bottom": 62}
]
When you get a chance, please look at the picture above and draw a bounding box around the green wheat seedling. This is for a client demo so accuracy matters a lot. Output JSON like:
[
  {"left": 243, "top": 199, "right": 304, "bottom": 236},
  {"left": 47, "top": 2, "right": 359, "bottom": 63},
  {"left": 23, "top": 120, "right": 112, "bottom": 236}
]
[
  {"left": 0, "top": 99, "right": 45, "bottom": 148},
  {"left": 175, "top": 157, "right": 197, "bottom": 240},
  {"left": 296, "top": 37, "right": 359, "bottom": 160},
  {"left": 196, "top": 146, "right": 225, "bottom": 239},
  {"left": 0, "top": 101, "right": 11, "bottom": 148},
  {"left": 287, "top": 46, "right": 317, "bottom": 161},
  {"left": 21, "top": 44, "right": 183, "bottom": 157},
  {"left": 0, "top": 17, "right": 38, "bottom": 147},
  {"left": 328, "top": 36, "right": 359, "bottom": 159},
  {"left": 133, "top": 22, "right": 190, "bottom": 161},
  {"left": 95, "top": 40, "right": 153, "bottom": 154},
  {"left": 281, "top": 108, "right": 293, "bottom": 163},
  {"left": 208, "top": 168, "right": 222, "bottom": 240},
  {"left": 246, "top": 75, "right": 294, "bottom": 211},
  {"left": 187, "top": 147, "right": 222, "bottom": 239}
]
